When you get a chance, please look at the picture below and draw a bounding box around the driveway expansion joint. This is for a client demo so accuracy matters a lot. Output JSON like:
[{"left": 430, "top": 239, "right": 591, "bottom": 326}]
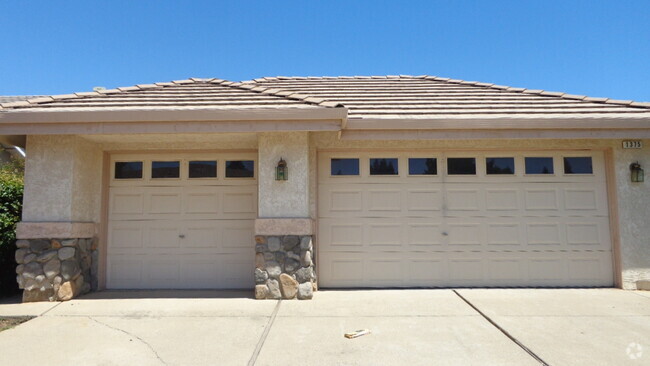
[
  {"left": 248, "top": 300, "right": 281, "bottom": 366},
  {"left": 89, "top": 316, "right": 168, "bottom": 365},
  {"left": 39, "top": 301, "right": 63, "bottom": 317},
  {"left": 453, "top": 290, "right": 550, "bottom": 366}
]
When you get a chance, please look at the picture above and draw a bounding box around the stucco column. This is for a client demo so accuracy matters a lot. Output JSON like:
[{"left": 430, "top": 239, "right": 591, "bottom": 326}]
[
  {"left": 16, "top": 135, "right": 102, "bottom": 302},
  {"left": 254, "top": 132, "right": 315, "bottom": 299},
  {"left": 614, "top": 140, "right": 650, "bottom": 290}
]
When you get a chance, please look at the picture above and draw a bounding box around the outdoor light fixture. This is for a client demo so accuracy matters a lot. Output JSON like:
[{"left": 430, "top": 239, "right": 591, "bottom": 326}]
[
  {"left": 630, "top": 162, "right": 644, "bottom": 183},
  {"left": 276, "top": 158, "right": 288, "bottom": 181}
]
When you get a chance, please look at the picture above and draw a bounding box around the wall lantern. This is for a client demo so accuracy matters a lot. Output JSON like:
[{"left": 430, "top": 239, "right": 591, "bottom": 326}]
[
  {"left": 630, "top": 162, "right": 644, "bottom": 183},
  {"left": 276, "top": 158, "right": 288, "bottom": 181}
]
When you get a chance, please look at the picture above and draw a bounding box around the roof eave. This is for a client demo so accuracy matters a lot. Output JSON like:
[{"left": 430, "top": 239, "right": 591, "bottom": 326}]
[
  {"left": 0, "top": 107, "right": 348, "bottom": 135},
  {"left": 344, "top": 115, "right": 650, "bottom": 131}
]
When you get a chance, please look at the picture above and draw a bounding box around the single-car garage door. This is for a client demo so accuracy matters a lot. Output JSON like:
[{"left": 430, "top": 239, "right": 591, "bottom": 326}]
[
  {"left": 107, "top": 152, "right": 257, "bottom": 289},
  {"left": 318, "top": 151, "right": 614, "bottom": 288}
]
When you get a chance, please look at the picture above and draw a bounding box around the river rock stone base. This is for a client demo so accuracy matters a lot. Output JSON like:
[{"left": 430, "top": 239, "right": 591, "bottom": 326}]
[
  {"left": 15, "top": 238, "right": 98, "bottom": 303},
  {"left": 255, "top": 235, "right": 315, "bottom": 300}
]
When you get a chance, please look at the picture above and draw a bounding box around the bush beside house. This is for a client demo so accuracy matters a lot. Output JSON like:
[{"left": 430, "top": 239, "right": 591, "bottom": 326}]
[{"left": 0, "top": 158, "right": 23, "bottom": 297}]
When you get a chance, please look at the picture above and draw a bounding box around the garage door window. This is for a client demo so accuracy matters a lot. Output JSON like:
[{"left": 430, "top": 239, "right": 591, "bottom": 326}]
[
  {"left": 331, "top": 158, "right": 359, "bottom": 176},
  {"left": 189, "top": 161, "right": 217, "bottom": 178},
  {"left": 114, "top": 161, "right": 143, "bottom": 179},
  {"left": 447, "top": 158, "right": 476, "bottom": 175},
  {"left": 226, "top": 160, "right": 255, "bottom": 178},
  {"left": 408, "top": 158, "right": 437, "bottom": 175},
  {"left": 525, "top": 157, "right": 554, "bottom": 174},
  {"left": 486, "top": 157, "right": 515, "bottom": 175},
  {"left": 370, "top": 158, "right": 398, "bottom": 175},
  {"left": 564, "top": 157, "right": 593, "bottom": 174},
  {"left": 152, "top": 161, "right": 180, "bottom": 178}
]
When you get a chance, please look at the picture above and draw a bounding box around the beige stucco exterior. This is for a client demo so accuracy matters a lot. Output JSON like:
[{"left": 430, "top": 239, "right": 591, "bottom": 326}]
[
  {"left": 257, "top": 132, "right": 310, "bottom": 218},
  {"left": 17, "top": 131, "right": 650, "bottom": 289},
  {"left": 23, "top": 135, "right": 102, "bottom": 223}
]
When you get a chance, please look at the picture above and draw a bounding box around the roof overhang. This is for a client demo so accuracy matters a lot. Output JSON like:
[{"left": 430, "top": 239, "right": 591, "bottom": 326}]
[
  {"left": 0, "top": 107, "right": 348, "bottom": 135},
  {"left": 345, "top": 115, "right": 650, "bottom": 130},
  {"left": 341, "top": 115, "right": 650, "bottom": 140}
]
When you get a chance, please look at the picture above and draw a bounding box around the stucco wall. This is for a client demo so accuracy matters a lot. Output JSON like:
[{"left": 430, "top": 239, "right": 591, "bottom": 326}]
[
  {"left": 258, "top": 132, "right": 310, "bottom": 218},
  {"left": 613, "top": 140, "right": 650, "bottom": 289},
  {"left": 23, "top": 135, "right": 102, "bottom": 222}
]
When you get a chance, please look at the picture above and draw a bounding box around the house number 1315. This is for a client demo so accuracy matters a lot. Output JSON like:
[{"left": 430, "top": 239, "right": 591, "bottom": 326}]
[{"left": 622, "top": 141, "right": 643, "bottom": 149}]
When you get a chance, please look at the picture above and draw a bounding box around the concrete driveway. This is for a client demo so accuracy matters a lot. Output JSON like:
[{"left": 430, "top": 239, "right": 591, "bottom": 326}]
[{"left": 0, "top": 289, "right": 648, "bottom": 366}]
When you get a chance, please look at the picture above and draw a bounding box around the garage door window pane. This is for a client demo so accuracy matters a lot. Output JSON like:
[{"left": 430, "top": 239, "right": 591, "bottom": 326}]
[
  {"left": 486, "top": 157, "right": 515, "bottom": 175},
  {"left": 189, "top": 161, "right": 217, "bottom": 178},
  {"left": 152, "top": 161, "right": 180, "bottom": 178},
  {"left": 370, "top": 158, "right": 398, "bottom": 175},
  {"left": 226, "top": 160, "right": 254, "bottom": 178},
  {"left": 525, "top": 157, "right": 554, "bottom": 174},
  {"left": 447, "top": 158, "right": 476, "bottom": 175},
  {"left": 409, "top": 158, "right": 437, "bottom": 175},
  {"left": 331, "top": 158, "right": 359, "bottom": 176},
  {"left": 114, "top": 162, "right": 143, "bottom": 179},
  {"left": 564, "top": 157, "right": 593, "bottom": 174}
]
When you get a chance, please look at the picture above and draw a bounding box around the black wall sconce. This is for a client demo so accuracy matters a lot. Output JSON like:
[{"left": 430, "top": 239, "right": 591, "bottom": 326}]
[
  {"left": 630, "top": 162, "right": 644, "bottom": 183},
  {"left": 276, "top": 158, "right": 288, "bottom": 181}
]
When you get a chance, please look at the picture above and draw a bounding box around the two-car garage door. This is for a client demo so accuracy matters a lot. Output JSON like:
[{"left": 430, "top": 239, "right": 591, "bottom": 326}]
[
  {"left": 107, "top": 153, "right": 257, "bottom": 289},
  {"left": 318, "top": 151, "right": 614, "bottom": 288}
]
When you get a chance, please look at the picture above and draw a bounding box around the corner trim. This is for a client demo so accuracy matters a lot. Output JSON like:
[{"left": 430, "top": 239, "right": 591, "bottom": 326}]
[
  {"left": 255, "top": 218, "right": 314, "bottom": 235},
  {"left": 16, "top": 222, "right": 97, "bottom": 239}
]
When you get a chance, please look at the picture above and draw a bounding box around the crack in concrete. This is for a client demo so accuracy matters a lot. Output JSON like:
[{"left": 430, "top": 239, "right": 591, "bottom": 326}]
[
  {"left": 39, "top": 301, "right": 63, "bottom": 317},
  {"left": 89, "top": 316, "right": 167, "bottom": 365},
  {"left": 453, "top": 290, "right": 550, "bottom": 366},
  {"left": 248, "top": 300, "right": 282, "bottom": 366}
]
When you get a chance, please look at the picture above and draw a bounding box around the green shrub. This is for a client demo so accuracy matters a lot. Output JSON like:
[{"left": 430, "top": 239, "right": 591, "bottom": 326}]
[{"left": 0, "top": 158, "right": 24, "bottom": 297}]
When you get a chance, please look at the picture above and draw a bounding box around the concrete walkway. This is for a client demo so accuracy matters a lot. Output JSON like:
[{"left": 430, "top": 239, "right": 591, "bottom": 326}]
[{"left": 0, "top": 289, "right": 648, "bottom": 365}]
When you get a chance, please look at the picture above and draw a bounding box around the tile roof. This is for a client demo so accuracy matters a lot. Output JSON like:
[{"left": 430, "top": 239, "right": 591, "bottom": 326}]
[
  {"left": 0, "top": 78, "right": 325, "bottom": 112},
  {"left": 3, "top": 76, "right": 648, "bottom": 121},
  {"left": 247, "top": 75, "right": 650, "bottom": 119},
  {"left": 0, "top": 96, "right": 45, "bottom": 104}
]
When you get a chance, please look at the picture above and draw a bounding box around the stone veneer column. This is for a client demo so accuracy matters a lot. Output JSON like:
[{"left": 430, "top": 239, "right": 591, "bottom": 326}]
[
  {"left": 15, "top": 222, "right": 98, "bottom": 302},
  {"left": 254, "top": 234, "right": 315, "bottom": 300}
]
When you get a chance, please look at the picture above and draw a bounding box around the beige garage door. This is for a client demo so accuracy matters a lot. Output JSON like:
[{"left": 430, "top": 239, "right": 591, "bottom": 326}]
[
  {"left": 318, "top": 151, "right": 614, "bottom": 288},
  {"left": 107, "top": 152, "right": 257, "bottom": 289}
]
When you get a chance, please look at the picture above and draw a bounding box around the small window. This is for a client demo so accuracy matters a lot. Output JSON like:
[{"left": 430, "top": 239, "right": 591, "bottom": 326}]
[
  {"left": 152, "top": 161, "right": 180, "bottom": 178},
  {"left": 370, "top": 158, "right": 398, "bottom": 175},
  {"left": 331, "top": 158, "right": 359, "bottom": 176},
  {"left": 114, "top": 161, "right": 143, "bottom": 179},
  {"left": 226, "top": 160, "right": 254, "bottom": 178},
  {"left": 189, "top": 161, "right": 217, "bottom": 178},
  {"left": 409, "top": 158, "right": 437, "bottom": 175},
  {"left": 486, "top": 157, "right": 515, "bottom": 175},
  {"left": 525, "top": 157, "right": 554, "bottom": 174},
  {"left": 447, "top": 158, "right": 476, "bottom": 175},
  {"left": 564, "top": 157, "right": 593, "bottom": 174}
]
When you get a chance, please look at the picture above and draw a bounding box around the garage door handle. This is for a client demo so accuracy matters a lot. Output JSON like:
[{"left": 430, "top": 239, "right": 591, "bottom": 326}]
[
  {"left": 442, "top": 232, "right": 448, "bottom": 236},
  {"left": 179, "top": 234, "right": 185, "bottom": 238}
]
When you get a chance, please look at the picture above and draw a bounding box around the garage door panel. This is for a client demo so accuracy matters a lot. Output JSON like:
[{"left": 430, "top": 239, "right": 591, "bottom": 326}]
[
  {"left": 109, "top": 222, "right": 145, "bottom": 249},
  {"left": 221, "top": 221, "right": 256, "bottom": 251},
  {"left": 108, "top": 257, "right": 143, "bottom": 289},
  {"left": 318, "top": 151, "right": 614, "bottom": 288},
  {"left": 184, "top": 189, "right": 219, "bottom": 214},
  {"left": 148, "top": 189, "right": 183, "bottom": 214},
  {"left": 222, "top": 191, "right": 256, "bottom": 215},
  {"left": 406, "top": 189, "right": 442, "bottom": 212},
  {"left": 368, "top": 223, "right": 402, "bottom": 248},
  {"left": 407, "top": 223, "right": 443, "bottom": 247},
  {"left": 147, "top": 225, "right": 181, "bottom": 248}
]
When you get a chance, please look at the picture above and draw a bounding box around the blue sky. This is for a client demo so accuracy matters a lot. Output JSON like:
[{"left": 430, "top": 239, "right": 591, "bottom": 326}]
[{"left": 1, "top": 1, "right": 649, "bottom": 101}]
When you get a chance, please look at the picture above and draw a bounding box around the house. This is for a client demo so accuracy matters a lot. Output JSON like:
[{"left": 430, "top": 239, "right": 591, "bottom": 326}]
[{"left": 0, "top": 76, "right": 648, "bottom": 302}]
